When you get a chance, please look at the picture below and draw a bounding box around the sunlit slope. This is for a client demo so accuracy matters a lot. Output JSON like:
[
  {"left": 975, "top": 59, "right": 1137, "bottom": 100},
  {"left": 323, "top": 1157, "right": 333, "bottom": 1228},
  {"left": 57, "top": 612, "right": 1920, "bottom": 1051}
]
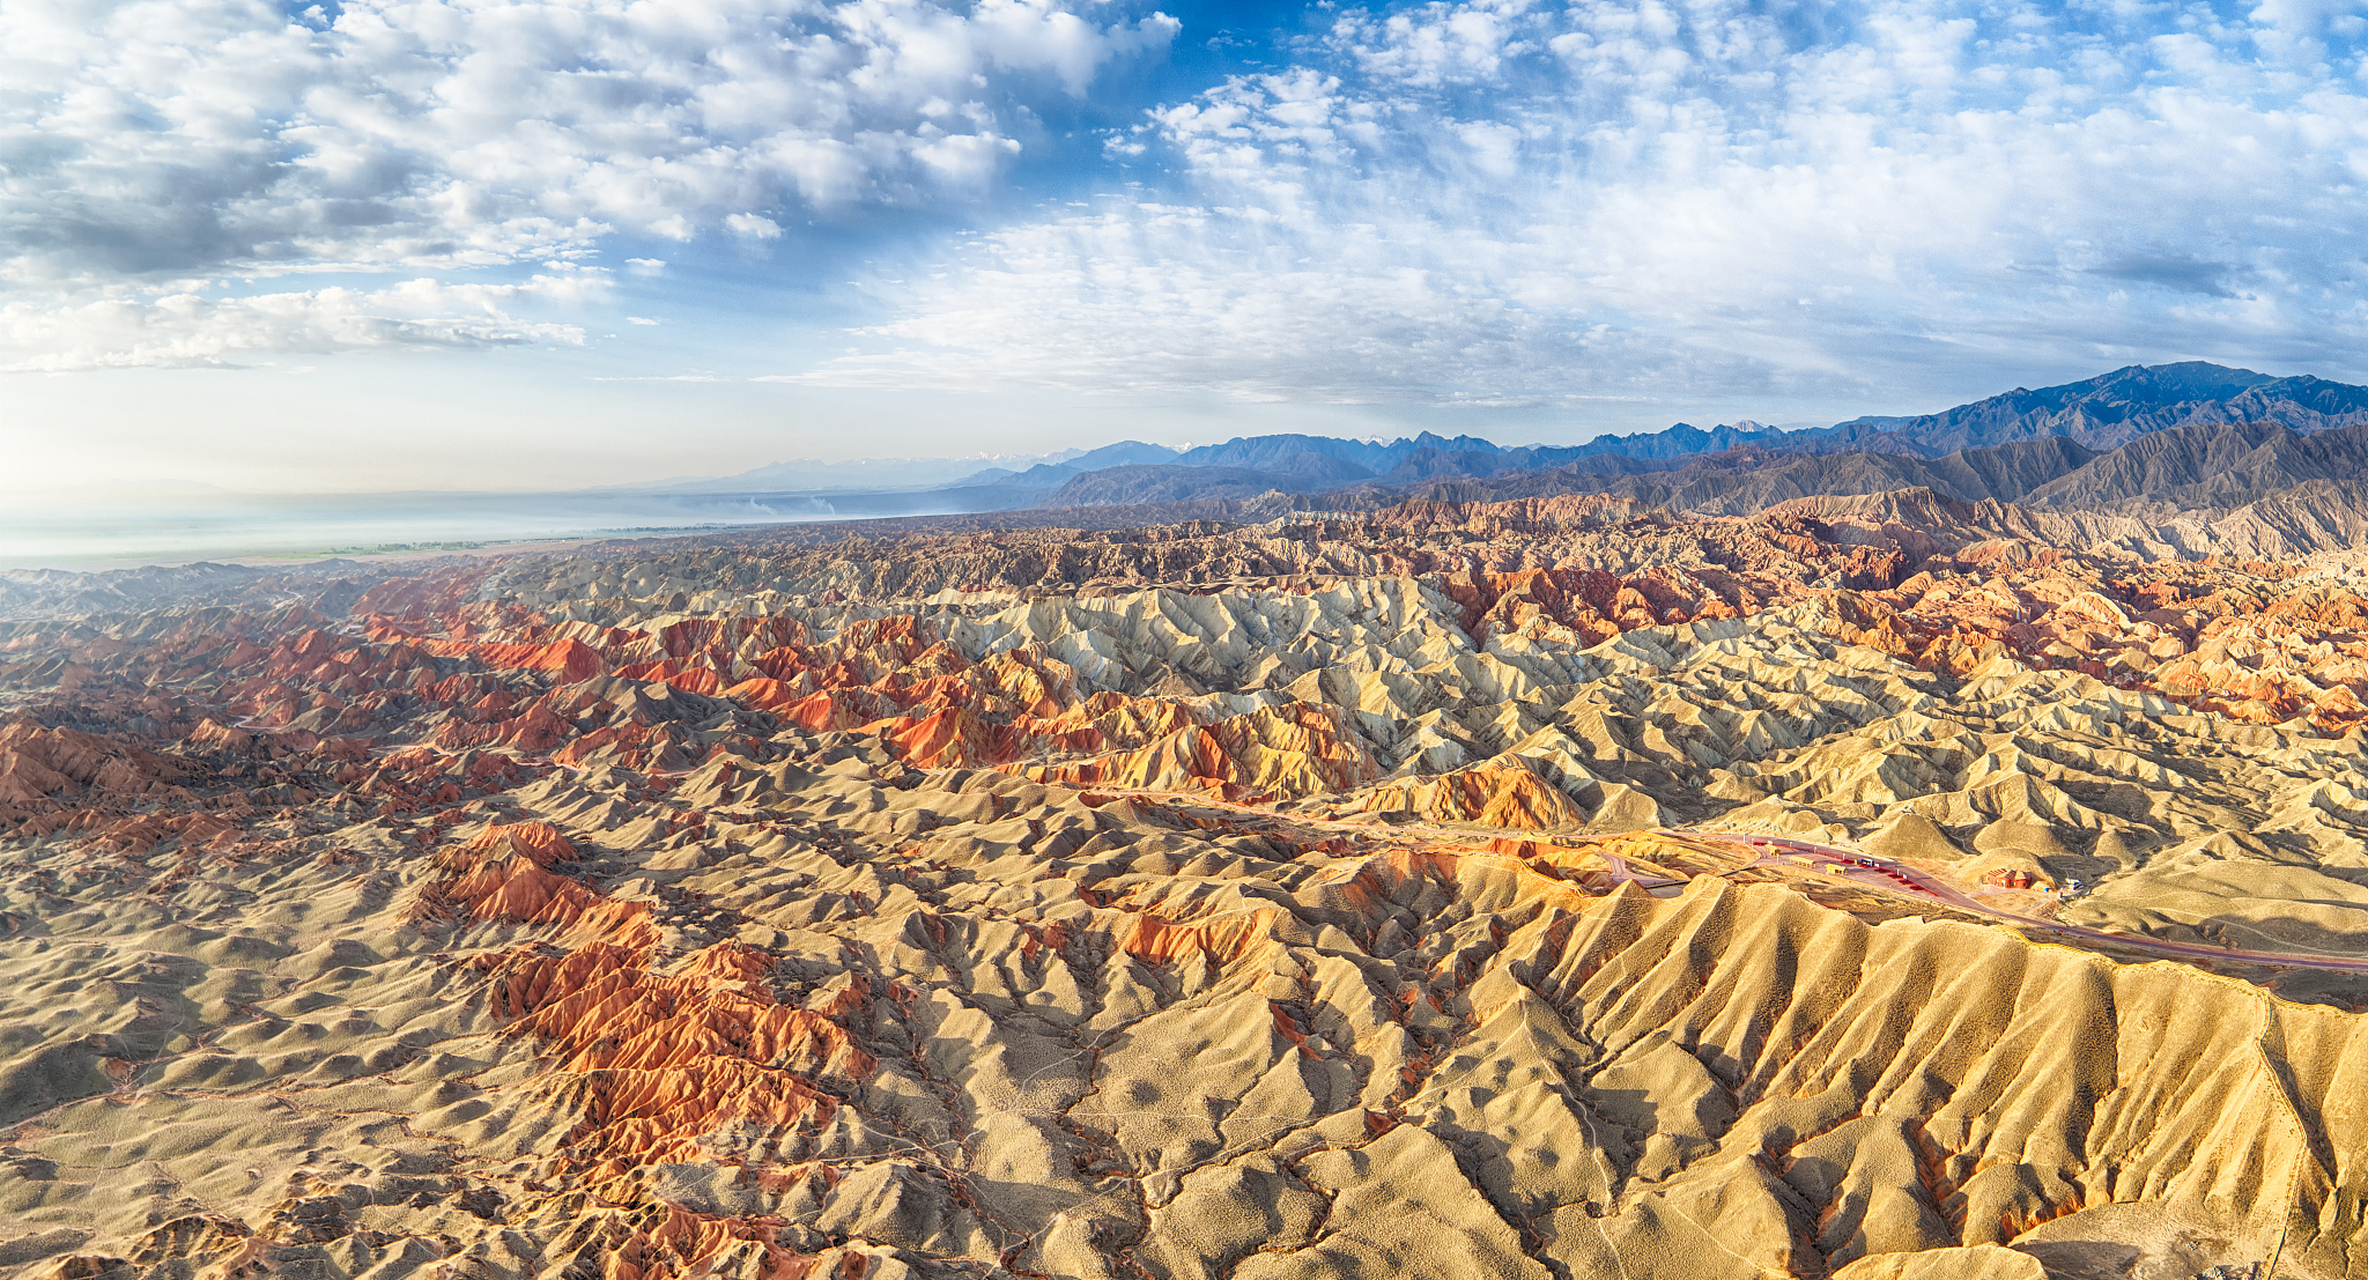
[
  {"left": 4, "top": 501, "right": 2368, "bottom": 1276},
  {"left": 2, "top": 768, "right": 2363, "bottom": 1277}
]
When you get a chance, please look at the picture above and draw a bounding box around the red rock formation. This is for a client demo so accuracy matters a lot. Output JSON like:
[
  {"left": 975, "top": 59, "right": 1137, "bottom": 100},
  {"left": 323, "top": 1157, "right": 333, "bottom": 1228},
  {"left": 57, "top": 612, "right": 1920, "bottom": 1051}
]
[
  {"left": 481, "top": 887, "right": 874, "bottom": 1205},
  {"left": 416, "top": 636, "right": 608, "bottom": 682},
  {"left": 0, "top": 721, "right": 196, "bottom": 828},
  {"left": 1112, "top": 906, "right": 1280, "bottom": 968},
  {"left": 413, "top": 821, "right": 595, "bottom": 924}
]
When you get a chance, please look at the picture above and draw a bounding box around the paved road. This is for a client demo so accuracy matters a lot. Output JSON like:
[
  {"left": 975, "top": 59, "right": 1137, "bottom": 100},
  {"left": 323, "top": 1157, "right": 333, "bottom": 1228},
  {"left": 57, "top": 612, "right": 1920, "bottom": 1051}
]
[
  {"left": 1688, "top": 831, "right": 2368, "bottom": 977},
  {"left": 1099, "top": 791, "right": 2368, "bottom": 978}
]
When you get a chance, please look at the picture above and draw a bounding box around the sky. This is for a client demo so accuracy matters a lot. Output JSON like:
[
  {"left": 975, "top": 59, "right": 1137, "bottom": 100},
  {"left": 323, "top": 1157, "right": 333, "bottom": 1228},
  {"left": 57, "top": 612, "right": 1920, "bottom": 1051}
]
[{"left": 3, "top": 0, "right": 2366, "bottom": 495}]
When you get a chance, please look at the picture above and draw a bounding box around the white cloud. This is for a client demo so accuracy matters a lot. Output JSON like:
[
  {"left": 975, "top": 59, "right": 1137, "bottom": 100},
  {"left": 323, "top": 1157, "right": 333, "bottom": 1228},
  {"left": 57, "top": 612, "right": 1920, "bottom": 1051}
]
[
  {"left": 0, "top": 0, "right": 1177, "bottom": 284},
  {"left": 795, "top": 0, "right": 2368, "bottom": 406},
  {"left": 725, "top": 214, "right": 787, "bottom": 241},
  {"left": 627, "top": 316, "right": 660, "bottom": 326},
  {"left": 0, "top": 273, "right": 603, "bottom": 372},
  {"left": 625, "top": 259, "right": 668, "bottom": 277},
  {"left": 0, "top": 0, "right": 1174, "bottom": 369},
  {"left": 1329, "top": 0, "right": 1538, "bottom": 87}
]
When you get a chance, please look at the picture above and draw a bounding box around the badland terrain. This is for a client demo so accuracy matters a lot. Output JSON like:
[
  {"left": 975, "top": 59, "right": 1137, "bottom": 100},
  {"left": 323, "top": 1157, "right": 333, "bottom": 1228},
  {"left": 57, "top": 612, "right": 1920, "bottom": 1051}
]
[{"left": 5, "top": 363, "right": 2368, "bottom": 1279}]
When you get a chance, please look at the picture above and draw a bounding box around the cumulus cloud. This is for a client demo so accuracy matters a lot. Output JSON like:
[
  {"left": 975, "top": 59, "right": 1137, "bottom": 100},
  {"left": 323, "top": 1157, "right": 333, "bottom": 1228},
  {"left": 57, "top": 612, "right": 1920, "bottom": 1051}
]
[
  {"left": 0, "top": 0, "right": 1173, "bottom": 369},
  {"left": 0, "top": 273, "right": 604, "bottom": 372},
  {"left": 796, "top": 0, "right": 2368, "bottom": 407},
  {"left": 725, "top": 214, "right": 788, "bottom": 242},
  {"left": 0, "top": 0, "right": 1177, "bottom": 283}
]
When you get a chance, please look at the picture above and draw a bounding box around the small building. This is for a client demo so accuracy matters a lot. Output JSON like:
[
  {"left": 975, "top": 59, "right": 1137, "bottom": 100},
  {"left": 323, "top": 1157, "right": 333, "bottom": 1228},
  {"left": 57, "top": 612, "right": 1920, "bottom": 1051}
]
[{"left": 1983, "top": 867, "right": 2036, "bottom": 889}]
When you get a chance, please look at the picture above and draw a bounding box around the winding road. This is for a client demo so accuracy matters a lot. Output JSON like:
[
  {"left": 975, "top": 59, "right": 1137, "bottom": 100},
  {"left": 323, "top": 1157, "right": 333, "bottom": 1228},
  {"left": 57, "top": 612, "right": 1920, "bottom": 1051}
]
[
  {"left": 1102, "top": 788, "right": 2368, "bottom": 980},
  {"left": 1687, "top": 830, "right": 2368, "bottom": 976}
]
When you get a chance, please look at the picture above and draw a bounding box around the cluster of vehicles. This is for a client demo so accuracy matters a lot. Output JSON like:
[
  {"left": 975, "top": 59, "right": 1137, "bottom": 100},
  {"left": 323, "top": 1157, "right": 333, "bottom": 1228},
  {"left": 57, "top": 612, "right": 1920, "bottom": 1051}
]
[{"left": 1734, "top": 837, "right": 1918, "bottom": 884}]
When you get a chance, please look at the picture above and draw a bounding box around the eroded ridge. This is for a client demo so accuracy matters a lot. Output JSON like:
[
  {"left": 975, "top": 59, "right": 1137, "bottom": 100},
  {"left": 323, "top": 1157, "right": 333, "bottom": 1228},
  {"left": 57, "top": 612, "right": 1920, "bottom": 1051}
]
[{"left": 2, "top": 503, "right": 2367, "bottom": 1278}]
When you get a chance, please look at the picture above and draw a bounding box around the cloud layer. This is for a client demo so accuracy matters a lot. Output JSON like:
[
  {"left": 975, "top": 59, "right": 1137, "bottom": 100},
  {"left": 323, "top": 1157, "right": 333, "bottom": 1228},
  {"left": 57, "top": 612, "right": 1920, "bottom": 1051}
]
[
  {"left": 0, "top": 0, "right": 1173, "bottom": 368},
  {"left": 1, "top": 0, "right": 1177, "bottom": 282},
  {"left": 798, "top": 0, "right": 2368, "bottom": 407},
  {"left": 9, "top": 0, "right": 2368, "bottom": 410},
  {"left": 0, "top": 272, "right": 606, "bottom": 372}
]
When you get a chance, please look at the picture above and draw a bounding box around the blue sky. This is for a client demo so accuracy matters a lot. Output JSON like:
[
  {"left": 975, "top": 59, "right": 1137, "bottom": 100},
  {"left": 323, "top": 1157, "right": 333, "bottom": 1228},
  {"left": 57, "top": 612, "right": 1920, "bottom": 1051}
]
[{"left": 3, "top": 0, "right": 2365, "bottom": 493}]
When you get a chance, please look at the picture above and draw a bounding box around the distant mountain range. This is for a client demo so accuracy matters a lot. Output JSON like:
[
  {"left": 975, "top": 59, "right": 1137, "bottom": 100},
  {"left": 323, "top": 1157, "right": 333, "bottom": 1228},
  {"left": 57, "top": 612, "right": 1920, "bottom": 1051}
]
[
  {"left": 1344, "top": 418, "right": 2368, "bottom": 516},
  {"left": 1795, "top": 362, "right": 2368, "bottom": 455},
  {"left": 632, "top": 362, "right": 2368, "bottom": 528}
]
